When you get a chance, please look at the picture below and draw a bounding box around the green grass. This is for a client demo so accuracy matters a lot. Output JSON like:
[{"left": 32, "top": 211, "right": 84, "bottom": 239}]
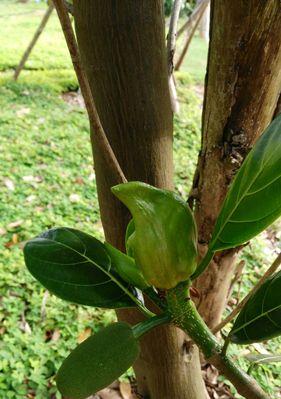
[
  {"left": 0, "top": 1, "right": 280, "bottom": 398},
  {"left": 0, "top": 74, "right": 116, "bottom": 399}
]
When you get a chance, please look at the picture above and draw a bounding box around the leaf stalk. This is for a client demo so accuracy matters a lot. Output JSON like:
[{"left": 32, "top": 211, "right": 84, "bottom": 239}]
[{"left": 133, "top": 313, "right": 171, "bottom": 339}]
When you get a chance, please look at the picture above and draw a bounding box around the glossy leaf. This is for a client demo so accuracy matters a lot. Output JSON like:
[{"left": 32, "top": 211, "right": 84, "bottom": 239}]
[
  {"left": 210, "top": 115, "right": 281, "bottom": 252},
  {"left": 24, "top": 227, "right": 136, "bottom": 309},
  {"left": 57, "top": 322, "right": 139, "bottom": 399},
  {"left": 104, "top": 242, "right": 149, "bottom": 289},
  {"left": 230, "top": 270, "right": 281, "bottom": 344},
  {"left": 112, "top": 182, "right": 198, "bottom": 289}
]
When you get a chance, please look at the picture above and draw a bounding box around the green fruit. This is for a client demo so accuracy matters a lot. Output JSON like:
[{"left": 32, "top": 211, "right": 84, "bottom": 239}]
[{"left": 112, "top": 182, "right": 198, "bottom": 289}]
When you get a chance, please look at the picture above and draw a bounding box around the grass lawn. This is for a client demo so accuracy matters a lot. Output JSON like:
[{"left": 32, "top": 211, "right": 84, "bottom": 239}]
[{"left": 0, "top": 1, "right": 280, "bottom": 398}]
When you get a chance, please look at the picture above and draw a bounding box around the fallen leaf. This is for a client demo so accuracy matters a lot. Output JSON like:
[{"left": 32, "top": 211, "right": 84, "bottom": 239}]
[
  {"left": 89, "top": 172, "right": 96, "bottom": 181},
  {"left": 16, "top": 107, "right": 30, "bottom": 117},
  {"left": 22, "top": 175, "right": 34, "bottom": 182},
  {"left": 7, "top": 220, "right": 23, "bottom": 229},
  {"left": 69, "top": 193, "right": 80, "bottom": 203},
  {"left": 34, "top": 175, "right": 43, "bottom": 183},
  {"left": 20, "top": 314, "right": 32, "bottom": 334},
  {"left": 93, "top": 220, "right": 103, "bottom": 234},
  {"left": 4, "top": 178, "right": 15, "bottom": 191},
  {"left": 97, "top": 388, "right": 122, "bottom": 399},
  {"left": 41, "top": 290, "right": 49, "bottom": 320},
  {"left": 51, "top": 329, "right": 61, "bottom": 342},
  {"left": 75, "top": 177, "right": 84, "bottom": 185},
  {"left": 119, "top": 381, "right": 132, "bottom": 399},
  {"left": 12, "top": 234, "right": 18, "bottom": 244},
  {"left": 5, "top": 240, "right": 15, "bottom": 248},
  {"left": 77, "top": 327, "right": 92, "bottom": 343},
  {"left": 22, "top": 175, "right": 43, "bottom": 184},
  {"left": 35, "top": 206, "right": 44, "bottom": 213},
  {"left": 26, "top": 195, "right": 36, "bottom": 203},
  {"left": 0, "top": 228, "right": 6, "bottom": 236}
]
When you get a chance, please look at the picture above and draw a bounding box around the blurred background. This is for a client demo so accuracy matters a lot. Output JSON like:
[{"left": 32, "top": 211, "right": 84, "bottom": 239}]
[{"left": 0, "top": 1, "right": 280, "bottom": 398}]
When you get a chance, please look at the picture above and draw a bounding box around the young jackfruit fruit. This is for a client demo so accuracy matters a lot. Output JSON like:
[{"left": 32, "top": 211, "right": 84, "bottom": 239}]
[{"left": 112, "top": 182, "right": 198, "bottom": 289}]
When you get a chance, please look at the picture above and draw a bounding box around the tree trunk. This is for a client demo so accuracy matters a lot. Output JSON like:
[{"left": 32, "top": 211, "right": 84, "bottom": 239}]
[
  {"left": 74, "top": 1, "right": 206, "bottom": 398},
  {"left": 192, "top": 0, "right": 281, "bottom": 329}
]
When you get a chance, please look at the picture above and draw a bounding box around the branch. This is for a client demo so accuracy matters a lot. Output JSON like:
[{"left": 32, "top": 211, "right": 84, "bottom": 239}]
[
  {"left": 167, "top": 284, "right": 269, "bottom": 399},
  {"left": 167, "top": 0, "right": 182, "bottom": 113},
  {"left": 52, "top": 0, "right": 127, "bottom": 184},
  {"left": 213, "top": 252, "right": 281, "bottom": 334},
  {"left": 167, "top": 0, "right": 182, "bottom": 76}
]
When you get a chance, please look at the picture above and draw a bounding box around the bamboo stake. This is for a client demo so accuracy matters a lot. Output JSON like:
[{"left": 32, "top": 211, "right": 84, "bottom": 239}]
[
  {"left": 14, "top": 3, "right": 54, "bottom": 80},
  {"left": 175, "top": 0, "right": 209, "bottom": 71},
  {"left": 177, "top": 0, "right": 209, "bottom": 38},
  {"left": 167, "top": 0, "right": 182, "bottom": 113}
]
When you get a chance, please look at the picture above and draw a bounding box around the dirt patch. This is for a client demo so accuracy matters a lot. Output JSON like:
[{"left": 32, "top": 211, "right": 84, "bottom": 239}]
[{"left": 61, "top": 90, "right": 85, "bottom": 108}]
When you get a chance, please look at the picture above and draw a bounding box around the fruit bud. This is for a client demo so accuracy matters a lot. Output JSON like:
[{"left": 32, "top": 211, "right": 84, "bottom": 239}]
[{"left": 112, "top": 182, "right": 198, "bottom": 289}]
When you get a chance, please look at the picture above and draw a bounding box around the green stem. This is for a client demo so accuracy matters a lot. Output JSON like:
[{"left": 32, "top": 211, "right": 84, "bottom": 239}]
[
  {"left": 167, "top": 283, "right": 269, "bottom": 399},
  {"left": 133, "top": 313, "right": 171, "bottom": 339},
  {"left": 191, "top": 248, "right": 214, "bottom": 280}
]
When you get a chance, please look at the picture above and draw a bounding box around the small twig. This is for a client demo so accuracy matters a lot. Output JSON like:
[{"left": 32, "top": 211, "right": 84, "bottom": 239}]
[
  {"left": 213, "top": 252, "right": 281, "bottom": 334},
  {"left": 167, "top": 0, "right": 182, "bottom": 113},
  {"left": 52, "top": 0, "right": 127, "bottom": 184}
]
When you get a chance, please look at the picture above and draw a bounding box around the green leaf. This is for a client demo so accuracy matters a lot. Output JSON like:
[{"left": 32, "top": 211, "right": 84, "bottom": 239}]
[
  {"left": 245, "top": 353, "right": 281, "bottom": 365},
  {"left": 230, "top": 270, "right": 281, "bottom": 344},
  {"left": 210, "top": 115, "right": 281, "bottom": 252},
  {"left": 24, "top": 227, "right": 137, "bottom": 309},
  {"left": 125, "top": 219, "right": 135, "bottom": 257},
  {"left": 56, "top": 322, "right": 139, "bottom": 399},
  {"left": 104, "top": 242, "right": 149, "bottom": 289}
]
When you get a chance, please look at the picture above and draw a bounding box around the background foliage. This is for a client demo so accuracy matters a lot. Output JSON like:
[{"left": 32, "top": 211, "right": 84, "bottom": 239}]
[
  {"left": 164, "top": 0, "right": 196, "bottom": 16},
  {"left": 0, "top": 1, "right": 280, "bottom": 398}
]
